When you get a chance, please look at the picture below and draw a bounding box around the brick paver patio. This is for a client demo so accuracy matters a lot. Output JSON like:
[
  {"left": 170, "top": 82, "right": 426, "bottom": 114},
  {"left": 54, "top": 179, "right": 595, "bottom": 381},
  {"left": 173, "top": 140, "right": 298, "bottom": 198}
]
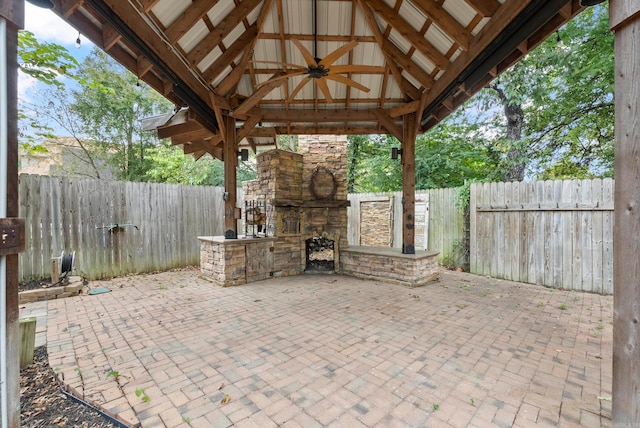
[{"left": 45, "top": 269, "right": 612, "bottom": 427}]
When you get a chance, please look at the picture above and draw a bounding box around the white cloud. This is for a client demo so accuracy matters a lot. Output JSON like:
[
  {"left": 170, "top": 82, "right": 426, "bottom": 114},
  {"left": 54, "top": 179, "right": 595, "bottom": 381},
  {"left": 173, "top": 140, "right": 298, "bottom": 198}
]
[{"left": 24, "top": 3, "right": 94, "bottom": 50}]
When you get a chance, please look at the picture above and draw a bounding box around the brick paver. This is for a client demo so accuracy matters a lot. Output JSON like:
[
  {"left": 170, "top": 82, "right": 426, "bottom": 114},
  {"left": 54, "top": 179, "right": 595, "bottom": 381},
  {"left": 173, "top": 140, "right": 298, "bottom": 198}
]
[{"left": 45, "top": 269, "right": 612, "bottom": 427}]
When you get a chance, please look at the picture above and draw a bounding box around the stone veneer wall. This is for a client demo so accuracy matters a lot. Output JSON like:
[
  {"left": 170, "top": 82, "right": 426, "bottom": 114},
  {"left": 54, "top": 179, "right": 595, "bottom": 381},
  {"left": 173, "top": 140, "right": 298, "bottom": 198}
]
[
  {"left": 200, "top": 239, "right": 247, "bottom": 286},
  {"left": 240, "top": 135, "right": 349, "bottom": 278},
  {"left": 298, "top": 135, "right": 349, "bottom": 250},
  {"left": 340, "top": 247, "right": 440, "bottom": 287}
]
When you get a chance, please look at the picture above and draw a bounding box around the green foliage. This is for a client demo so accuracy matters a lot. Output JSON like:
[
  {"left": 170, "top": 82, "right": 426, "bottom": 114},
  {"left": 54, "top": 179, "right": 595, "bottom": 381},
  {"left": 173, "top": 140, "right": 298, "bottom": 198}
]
[
  {"left": 145, "top": 140, "right": 256, "bottom": 186},
  {"left": 17, "top": 30, "right": 79, "bottom": 89},
  {"left": 348, "top": 118, "right": 497, "bottom": 193},
  {"left": 135, "top": 388, "right": 150, "bottom": 403},
  {"left": 468, "top": 4, "right": 613, "bottom": 180},
  {"left": 72, "top": 49, "right": 173, "bottom": 182}
]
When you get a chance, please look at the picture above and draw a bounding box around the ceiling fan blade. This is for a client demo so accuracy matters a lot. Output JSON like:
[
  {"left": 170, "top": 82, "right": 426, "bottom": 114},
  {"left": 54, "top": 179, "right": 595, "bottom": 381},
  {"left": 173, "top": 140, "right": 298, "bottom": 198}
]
[
  {"left": 249, "top": 59, "right": 307, "bottom": 70},
  {"left": 256, "top": 70, "right": 308, "bottom": 89},
  {"left": 292, "top": 40, "right": 318, "bottom": 67},
  {"left": 329, "top": 65, "right": 385, "bottom": 74},
  {"left": 316, "top": 78, "right": 334, "bottom": 103},
  {"left": 326, "top": 74, "right": 370, "bottom": 93},
  {"left": 287, "top": 76, "right": 312, "bottom": 101},
  {"left": 319, "top": 40, "right": 358, "bottom": 67}
]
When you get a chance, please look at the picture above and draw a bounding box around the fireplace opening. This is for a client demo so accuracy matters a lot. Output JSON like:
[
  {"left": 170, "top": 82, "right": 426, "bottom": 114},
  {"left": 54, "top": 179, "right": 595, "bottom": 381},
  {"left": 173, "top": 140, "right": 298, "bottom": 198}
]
[{"left": 305, "top": 237, "right": 335, "bottom": 272}]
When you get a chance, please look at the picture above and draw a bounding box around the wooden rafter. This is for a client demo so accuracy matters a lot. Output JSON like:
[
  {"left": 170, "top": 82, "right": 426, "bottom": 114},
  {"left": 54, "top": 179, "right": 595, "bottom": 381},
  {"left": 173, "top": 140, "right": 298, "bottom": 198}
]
[
  {"left": 356, "top": 0, "right": 417, "bottom": 100},
  {"left": 464, "top": 0, "right": 501, "bottom": 17},
  {"left": 165, "top": 0, "right": 219, "bottom": 43},
  {"left": 411, "top": 0, "right": 471, "bottom": 51},
  {"left": 216, "top": 0, "right": 276, "bottom": 96},
  {"left": 363, "top": 0, "right": 449, "bottom": 69},
  {"left": 202, "top": 24, "right": 258, "bottom": 84},
  {"left": 186, "top": 0, "right": 262, "bottom": 66}
]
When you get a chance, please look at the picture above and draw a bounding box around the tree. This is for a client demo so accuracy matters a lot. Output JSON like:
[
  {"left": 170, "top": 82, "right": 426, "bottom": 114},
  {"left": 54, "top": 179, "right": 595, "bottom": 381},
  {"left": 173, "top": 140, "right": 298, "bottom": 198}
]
[
  {"left": 468, "top": 4, "right": 613, "bottom": 181},
  {"left": 145, "top": 140, "right": 257, "bottom": 186},
  {"left": 72, "top": 49, "right": 172, "bottom": 181},
  {"left": 17, "top": 30, "right": 79, "bottom": 147},
  {"left": 348, "top": 118, "right": 497, "bottom": 192}
]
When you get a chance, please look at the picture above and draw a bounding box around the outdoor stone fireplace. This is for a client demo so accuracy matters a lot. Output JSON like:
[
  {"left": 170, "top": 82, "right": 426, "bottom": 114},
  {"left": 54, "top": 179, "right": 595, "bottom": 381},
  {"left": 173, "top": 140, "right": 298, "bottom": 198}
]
[
  {"left": 199, "top": 135, "right": 439, "bottom": 287},
  {"left": 199, "top": 135, "right": 349, "bottom": 284}
]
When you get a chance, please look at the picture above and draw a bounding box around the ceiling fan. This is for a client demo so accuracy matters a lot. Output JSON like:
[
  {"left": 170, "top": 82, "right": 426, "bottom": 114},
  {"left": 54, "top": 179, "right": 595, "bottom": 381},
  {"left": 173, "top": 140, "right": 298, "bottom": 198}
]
[{"left": 252, "top": 0, "right": 373, "bottom": 102}]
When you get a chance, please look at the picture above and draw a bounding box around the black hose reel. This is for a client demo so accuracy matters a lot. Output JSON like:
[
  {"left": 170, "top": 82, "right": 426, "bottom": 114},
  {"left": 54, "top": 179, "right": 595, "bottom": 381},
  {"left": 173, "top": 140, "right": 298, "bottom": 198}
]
[{"left": 52, "top": 251, "right": 75, "bottom": 285}]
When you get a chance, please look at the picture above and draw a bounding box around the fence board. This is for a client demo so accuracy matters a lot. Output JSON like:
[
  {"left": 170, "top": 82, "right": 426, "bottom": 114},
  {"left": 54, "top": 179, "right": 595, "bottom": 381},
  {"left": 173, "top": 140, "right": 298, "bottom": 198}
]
[
  {"left": 18, "top": 175, "right": 228, "bottom": 282},
  {"left": 471, "top": 178, "right": 615, "bottom": 294}
]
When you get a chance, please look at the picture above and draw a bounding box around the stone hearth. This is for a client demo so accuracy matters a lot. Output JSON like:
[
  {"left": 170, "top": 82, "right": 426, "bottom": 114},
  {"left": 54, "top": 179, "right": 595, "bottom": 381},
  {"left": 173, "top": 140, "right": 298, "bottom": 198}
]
[{"left": 199, "top": 135, "right": 439, "bottom": 287}]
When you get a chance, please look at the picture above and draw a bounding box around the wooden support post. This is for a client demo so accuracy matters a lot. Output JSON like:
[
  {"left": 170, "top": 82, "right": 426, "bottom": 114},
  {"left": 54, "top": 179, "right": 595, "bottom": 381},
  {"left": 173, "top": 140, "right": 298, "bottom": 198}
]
[
  {"left": 401, "top": 113, "right": 417, "bottom": 254},
  {"left": 1, "top": 2, "right": 23, "bottom": 426},
  {"left": 223, "top": 115, "right": 238, "bottom": 239},
  {"left": 611, "top": 1, "right": 640, "bottom": 424},
  {"left": 19, "top": 317, "right": 35, "bottom": 369}
]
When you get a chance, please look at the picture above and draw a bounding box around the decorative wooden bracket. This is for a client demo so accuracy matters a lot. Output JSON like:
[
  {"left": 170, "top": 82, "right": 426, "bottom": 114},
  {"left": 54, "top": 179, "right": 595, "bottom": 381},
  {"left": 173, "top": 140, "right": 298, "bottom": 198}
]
[{"left": 0, "top": 218, "right": 25, "bottom": 256}]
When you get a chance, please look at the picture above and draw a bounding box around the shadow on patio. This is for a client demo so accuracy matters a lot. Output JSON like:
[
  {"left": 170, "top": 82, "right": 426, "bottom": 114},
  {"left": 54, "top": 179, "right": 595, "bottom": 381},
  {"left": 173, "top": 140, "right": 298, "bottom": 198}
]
[{"left": 46, "top": 269, "right": 612, "bottom": 427}]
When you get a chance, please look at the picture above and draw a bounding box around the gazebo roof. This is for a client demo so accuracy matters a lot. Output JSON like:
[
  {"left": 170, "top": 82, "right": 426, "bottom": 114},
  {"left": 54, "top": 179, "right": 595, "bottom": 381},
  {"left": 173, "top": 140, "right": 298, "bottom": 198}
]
[{"left": 53, "top": 0, "right": 582, "bottom": 155}]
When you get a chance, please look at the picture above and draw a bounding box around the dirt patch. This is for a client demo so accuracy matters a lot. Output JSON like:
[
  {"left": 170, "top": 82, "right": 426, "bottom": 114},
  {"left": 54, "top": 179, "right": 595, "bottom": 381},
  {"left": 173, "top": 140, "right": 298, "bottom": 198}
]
[
  {"left": 18, "top": 279, "right": 53, "bottom": 293},
  {"left": 21, "top": 346, "right": 119, "bottom": 428}
]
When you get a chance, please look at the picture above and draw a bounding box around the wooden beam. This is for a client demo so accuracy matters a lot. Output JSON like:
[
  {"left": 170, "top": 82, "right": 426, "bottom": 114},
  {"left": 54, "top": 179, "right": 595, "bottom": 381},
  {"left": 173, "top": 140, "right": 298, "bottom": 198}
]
[
  {"left": 249, "top": 125, "right": 387, "bottom": 135},
  {"left": 223, "top": 115, "right": 238, "bottom": 238},
  {"left": 611, "top": 2, "right": 640, "bottom": 424},
  {"left": 201, "top": 24, "right": 258, "bottom": 84},
  {"left": 382, "top": 39, "right": 435, "bottom": 89},
  {"left": 186, "top": 0, "right": 262, "bottom": 66},
  {"left": 136, "top": 56, "right": 153, "bottom": 77},
  {"left": 165, "top": 0, "right": 219, "bottom": 42},
  {"left": 59, "top": 0, "right": 83, "bottom": 18},
  {"left": 411, "top": 0, "right": 471, "bottom": 50},
  {"left": 170, "top": 128, "right": 216, "bottom": 146},
  {"left": 183, "top": 139, "right": 224, "bottom": 159},
  {"left": 100, "top": 0, "right": 216, "bottom": 110},
  {"left": 259, "top": 108, "right": 376, "bottom": 122},
  {"left": 364, "top": 0, "right": 450, "bottom": 69},
  {"left": 216, "top": 0, "right": 275, "bottom": 96},
  {"left": 401, "top": 113, "right": 418, "bottom": 254},
  {"left": 233, "top": 71, "right": 287, "bottom": 118},
  {"left": 389, "top": 100, "right": 421, "bottom": 117},
  {"left": 137, "top": 0, "right": 161, "bottom": 12},
  {"left": 237, "top": 116, "right": 262, "bottom": 142},
  {"left": 102, "top": 22, "right": 121, "bottom": 50},
  {"left": 372, "top": 109, "right": 403, "bottom": 141},
  {"left": 422, "top": 0, "right": 532, "bottom": 113},
  {"left": 356, "top": 0, "right": 418, "bottom": 99},
  {"left": 465, "top": 0, "right": 501, "bottom": 17}
]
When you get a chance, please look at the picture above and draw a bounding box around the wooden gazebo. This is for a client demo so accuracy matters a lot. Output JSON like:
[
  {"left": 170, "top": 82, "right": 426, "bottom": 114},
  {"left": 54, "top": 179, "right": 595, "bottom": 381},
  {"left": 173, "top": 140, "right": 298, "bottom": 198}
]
[{"left": 1, "top": 0, "right": 639, "bottom": 425}]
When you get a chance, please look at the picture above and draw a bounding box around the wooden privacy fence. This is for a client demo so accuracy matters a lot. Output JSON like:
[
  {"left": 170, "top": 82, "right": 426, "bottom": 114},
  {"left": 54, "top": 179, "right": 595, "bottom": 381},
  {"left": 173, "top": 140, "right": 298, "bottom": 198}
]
[
  {"left": 347, "top": 188, "right": 465, "bottom": 262},
  {"left": 470, "top": 179, "right": 614, "bottom": 294},
  {"left": 19, "top": 174, "right": 230, "bottom": 282}
]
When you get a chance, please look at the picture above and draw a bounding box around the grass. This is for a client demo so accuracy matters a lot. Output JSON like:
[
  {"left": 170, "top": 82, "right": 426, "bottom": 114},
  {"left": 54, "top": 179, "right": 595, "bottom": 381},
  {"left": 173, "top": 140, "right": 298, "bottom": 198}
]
[{"left": 559, "top": 303, "right": 568, "bottom": 310}]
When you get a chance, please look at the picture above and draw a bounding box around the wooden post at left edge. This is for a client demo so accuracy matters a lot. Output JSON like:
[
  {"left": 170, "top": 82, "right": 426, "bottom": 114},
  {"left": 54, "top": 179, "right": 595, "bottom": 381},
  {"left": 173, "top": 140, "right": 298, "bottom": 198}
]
[
  {"left": 223, "top": 115, "right": 238, "bottom": 239},
  {"left": 0, "top": 1, "right": 23, "bottom": 426}
]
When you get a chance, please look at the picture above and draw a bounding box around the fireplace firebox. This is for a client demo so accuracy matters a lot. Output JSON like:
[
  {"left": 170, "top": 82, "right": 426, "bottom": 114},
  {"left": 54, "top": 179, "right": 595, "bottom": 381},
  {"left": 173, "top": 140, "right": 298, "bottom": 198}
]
[{"left": 305, "top": 236, "right": 335, "bottom": 272}]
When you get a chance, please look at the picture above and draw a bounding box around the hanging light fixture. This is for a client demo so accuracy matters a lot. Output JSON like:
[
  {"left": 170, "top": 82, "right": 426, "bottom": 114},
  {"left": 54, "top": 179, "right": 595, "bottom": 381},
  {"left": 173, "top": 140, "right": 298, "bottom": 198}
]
[
  {"left": 579, "top": 0, "right": 605, "bottom": 6},
  {"left": 75, "top": 32, "right": 81, "bottom": 48},
  {"left": 390, "top": 147, "right": 403, "bottom": 160},
  {"left": 26, "top": 0, "right": 54, "bottom": 9}
]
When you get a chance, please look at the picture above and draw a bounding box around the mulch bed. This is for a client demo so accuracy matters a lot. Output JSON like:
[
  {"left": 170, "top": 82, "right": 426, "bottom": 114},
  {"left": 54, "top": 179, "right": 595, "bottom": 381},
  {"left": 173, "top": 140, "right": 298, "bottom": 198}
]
[
  {"left": 18, "top": 279, "right": 54, "bottom": 293},
  {"left": 20, "top": 346, "right": 119, "bottom": 428}
]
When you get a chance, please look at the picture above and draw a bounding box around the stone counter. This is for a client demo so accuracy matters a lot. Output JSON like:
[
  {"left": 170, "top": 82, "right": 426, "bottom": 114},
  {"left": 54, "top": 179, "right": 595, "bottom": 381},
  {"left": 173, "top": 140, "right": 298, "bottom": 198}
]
[
  {"left": 340, "top": 246, "right": 439, "bottom": 287},
  {"left": 199, "top": 236, "right": 277, "bottom": 286}
]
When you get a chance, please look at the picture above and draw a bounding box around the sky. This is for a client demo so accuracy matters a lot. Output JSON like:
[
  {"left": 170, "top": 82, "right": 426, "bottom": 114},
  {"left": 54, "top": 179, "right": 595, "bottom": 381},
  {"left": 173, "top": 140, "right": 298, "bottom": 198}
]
[{"left": 19, "top": 3, "right": 95, "bottom": 99}]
